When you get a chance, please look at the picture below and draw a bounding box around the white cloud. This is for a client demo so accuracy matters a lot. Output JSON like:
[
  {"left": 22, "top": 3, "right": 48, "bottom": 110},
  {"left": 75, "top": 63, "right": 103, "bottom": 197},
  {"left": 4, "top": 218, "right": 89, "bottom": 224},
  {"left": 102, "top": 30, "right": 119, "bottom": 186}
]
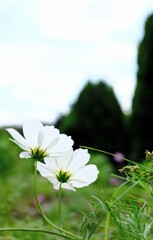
[
  {"left": 82, "top": 40, "right": 136, "bottom": 68},
  {"left": 0, "top": 111, "right": 21, "bottom": 127},
  {"left": 40, "top": 0, "right": 117, "bottom": 41},
  {"left": 40, "top": 0, "right": 153, "bottom": 42}
]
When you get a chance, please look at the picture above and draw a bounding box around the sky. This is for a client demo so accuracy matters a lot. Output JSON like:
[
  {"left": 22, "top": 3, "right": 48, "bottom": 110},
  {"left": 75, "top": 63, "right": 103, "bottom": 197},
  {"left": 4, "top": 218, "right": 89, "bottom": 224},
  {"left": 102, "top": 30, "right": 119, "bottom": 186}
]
[{"left": 0, "top": 0, "right": 153, "bottom": 127}]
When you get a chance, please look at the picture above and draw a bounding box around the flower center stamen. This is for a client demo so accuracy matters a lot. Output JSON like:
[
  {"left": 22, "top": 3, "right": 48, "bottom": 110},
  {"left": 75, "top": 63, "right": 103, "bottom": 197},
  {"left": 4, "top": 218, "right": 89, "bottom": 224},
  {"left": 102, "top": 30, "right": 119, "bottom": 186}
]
[
  {"left": 56, "top": 170, "right": 71, "bottom": 183},
  {"left": 31, "top": 147, "right": 48, "bottom": 161}
]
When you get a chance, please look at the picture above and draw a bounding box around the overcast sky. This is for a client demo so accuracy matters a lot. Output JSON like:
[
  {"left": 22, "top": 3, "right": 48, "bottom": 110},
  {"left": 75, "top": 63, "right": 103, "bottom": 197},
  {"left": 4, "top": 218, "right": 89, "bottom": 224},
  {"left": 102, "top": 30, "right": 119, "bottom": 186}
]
[{"left": 0, "top": 0, "right": 153, "bottom": 127}]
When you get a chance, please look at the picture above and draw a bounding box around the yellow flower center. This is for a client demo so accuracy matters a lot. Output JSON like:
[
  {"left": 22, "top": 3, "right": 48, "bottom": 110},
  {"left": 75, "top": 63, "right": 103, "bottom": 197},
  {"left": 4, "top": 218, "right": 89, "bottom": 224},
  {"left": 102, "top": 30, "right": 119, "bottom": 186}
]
[
  {"left": 56, "top": 170, "right": 71, "bottom": 183},
  {"left": 31, "top": 147, "right": 48, "bottom": 161}
]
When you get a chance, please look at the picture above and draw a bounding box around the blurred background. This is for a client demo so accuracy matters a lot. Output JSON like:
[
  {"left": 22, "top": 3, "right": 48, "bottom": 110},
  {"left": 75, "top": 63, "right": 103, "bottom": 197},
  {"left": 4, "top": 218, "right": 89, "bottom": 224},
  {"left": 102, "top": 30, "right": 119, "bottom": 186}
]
[{"left": 1, "top": 0, "right": 153, "bottom": 172}]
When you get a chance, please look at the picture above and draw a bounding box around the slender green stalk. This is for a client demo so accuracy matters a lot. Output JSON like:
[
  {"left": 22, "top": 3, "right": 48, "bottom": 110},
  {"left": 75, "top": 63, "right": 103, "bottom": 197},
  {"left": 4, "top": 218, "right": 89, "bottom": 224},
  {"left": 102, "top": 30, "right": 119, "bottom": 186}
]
[
  {"left": 58, "top": 182, "right": 62, "bottom": 226},
  {"left": 103, "top": 179, "right": 140, "bottom": 240},
  {"left": 80, "top": 146, "right": 149, "bottom": 169},
  {"left": 111, "top": 180, "right": 140, "bottom": 206},
  {"left": 104, "top": 211, "right": 110, "bottom": 240},
  {"left": 0, "top": 228, "right": 72, "bottom": 239},
  {"left": 34, "top": 161, "right": 82, "bottom": 240},
  {"left": 34, "top": 162, "right": 55, "bottom": 226}
]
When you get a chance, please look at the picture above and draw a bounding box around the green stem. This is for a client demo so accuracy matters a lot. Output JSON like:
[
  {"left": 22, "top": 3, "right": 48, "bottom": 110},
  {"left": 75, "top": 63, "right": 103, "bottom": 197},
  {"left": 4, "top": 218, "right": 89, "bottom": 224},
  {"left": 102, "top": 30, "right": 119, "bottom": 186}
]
[
  {"left": 34, "top": 161, "right": 82, "bottom": 240},
  {"left": 111, "top": 179, "right": 140, "bottom": 206},
  {"left": 80, "top": 146, "right": 143, "bottom": 167},
  {"left": 0, "top": 228, "right": 72, "bottom": 239},
  {"left": 58, "top": 182, "right": 62, "bottom": 226},
  {"left": 104, "top": 212, "right": 110, "bottom": 240},
  {"left": 104, "top": 179, "right": 140, "bottom": 240}
]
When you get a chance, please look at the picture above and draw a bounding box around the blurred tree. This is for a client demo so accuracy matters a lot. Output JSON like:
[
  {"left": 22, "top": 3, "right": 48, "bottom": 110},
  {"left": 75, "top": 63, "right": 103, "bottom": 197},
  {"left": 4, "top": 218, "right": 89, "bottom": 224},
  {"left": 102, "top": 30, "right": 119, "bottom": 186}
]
[
  {"left": 130, "top": 14, "right": 153, "bottom": 161},
  {"left": 56, "top": 81, "right": 129, "bottom": 169}
]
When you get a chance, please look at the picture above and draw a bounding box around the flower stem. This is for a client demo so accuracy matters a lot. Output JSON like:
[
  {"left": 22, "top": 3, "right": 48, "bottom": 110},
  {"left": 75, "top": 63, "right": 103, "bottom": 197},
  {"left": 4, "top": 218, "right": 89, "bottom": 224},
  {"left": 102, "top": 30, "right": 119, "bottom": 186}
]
[
  {"left": 34, "top": 161, "right": 82, "bottom": 240},
  {"left": 104, "top": 211, "right": 110, "bottom": 240},
  {"left": 0, "top": 228, "right": 72, "bottom": 239},
  {"left": 58, "top": 182, "right": 62, "bottom": 226}
]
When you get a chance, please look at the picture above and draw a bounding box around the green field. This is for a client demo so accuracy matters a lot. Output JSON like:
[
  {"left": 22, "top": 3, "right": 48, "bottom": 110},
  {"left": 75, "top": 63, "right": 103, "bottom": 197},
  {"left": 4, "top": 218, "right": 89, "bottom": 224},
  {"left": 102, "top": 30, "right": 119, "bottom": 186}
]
[{"left": 0, "top": 129, "right": 153, "bottom": 240}]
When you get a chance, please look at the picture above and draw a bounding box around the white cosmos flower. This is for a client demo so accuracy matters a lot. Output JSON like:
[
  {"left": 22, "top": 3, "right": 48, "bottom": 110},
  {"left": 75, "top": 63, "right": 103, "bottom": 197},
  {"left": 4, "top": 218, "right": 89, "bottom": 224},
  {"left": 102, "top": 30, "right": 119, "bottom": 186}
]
[
  {"left": 6, "top": 119, "right": 73, "bottom": 160},
  {"left": 37, "top": 148, "right": 99, "bottom": 191}
]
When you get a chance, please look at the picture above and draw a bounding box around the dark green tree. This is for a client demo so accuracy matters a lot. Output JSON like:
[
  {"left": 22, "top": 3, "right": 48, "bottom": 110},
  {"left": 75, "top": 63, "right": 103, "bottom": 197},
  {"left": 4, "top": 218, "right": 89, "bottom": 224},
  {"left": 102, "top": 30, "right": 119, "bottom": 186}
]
[
  {"left": 130, "top": 14, "right": 153, "bottom": 161},
  {"left": 56, "top": 81, "right": 128, "bottom": 161}
]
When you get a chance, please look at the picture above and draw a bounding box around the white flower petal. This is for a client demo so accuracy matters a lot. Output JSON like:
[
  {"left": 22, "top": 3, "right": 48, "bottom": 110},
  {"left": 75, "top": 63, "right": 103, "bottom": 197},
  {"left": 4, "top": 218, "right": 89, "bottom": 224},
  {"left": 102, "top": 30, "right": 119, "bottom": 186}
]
[
  {"left": 48, "top": 179, "right": 75, "bottom": 191},
  {"left": 20, "top": 151, "right": 31, "bottom": 158},
  {"left": 37, "top": 147, "right": 98, "bottom": 191},
  {"left": 6, "top": 120, "right": 74, "bottom": 161},
  {"left": 6, "top": 128, "right": 29, "bottom": 150},
  {"left": 37, "top": 165, "right": 60, "bottom": 190},
  {"left": 48, "top": 134, "right": 73, "bottom": 156},
  {"left": 44, "top": 157, "right": 61, "bottom": 171},
  {"left": 44, "top": 177, "right": 60, "bottom": 190},
  {"left": 51, "top": 181, "right": 60, "bottom": 190},
  {"left": 37, "top": 130, "right": 44, "bottom": 146},
  {"left": 71, "top": 165, "right": 99, "bottom": 188},
  {"left": 39, "top": 126, "right": 59, "bottom": 149},
  {"left": 37, "top": 161, "right": 55, "bottom": 178},
  {"left": 61, "top": 182, "right": 76, "bottom": 191},
  {"left": 59, "top": 150, "right": 73, "bottom": 170},
  {"left": 54, "top": 150, "right": 74, "bottom": 171},
  {"left": 23, "top": 119, "right": 43, "bottom": 148},
  {"left": 44, "top": 150, "right": 73, "bottom": 171},
  {"left": 69, "top": 149, "right": 90, "bottom": 171}
]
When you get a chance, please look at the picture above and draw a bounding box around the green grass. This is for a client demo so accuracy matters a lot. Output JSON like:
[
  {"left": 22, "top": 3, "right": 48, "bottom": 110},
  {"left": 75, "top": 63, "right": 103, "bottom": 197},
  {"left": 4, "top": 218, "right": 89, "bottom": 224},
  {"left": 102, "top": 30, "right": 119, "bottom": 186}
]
[
  {"left": 1, "top": 129, "right": 153, "bottom": 239},
  {"left": 0, "top": 134, "right": 113, "bottom": 240}
]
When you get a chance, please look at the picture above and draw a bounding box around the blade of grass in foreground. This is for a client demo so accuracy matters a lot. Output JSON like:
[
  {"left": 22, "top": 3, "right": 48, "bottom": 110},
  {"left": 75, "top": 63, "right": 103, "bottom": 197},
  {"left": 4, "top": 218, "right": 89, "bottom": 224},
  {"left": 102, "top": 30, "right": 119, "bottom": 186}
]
[{"left": 0, "top": 228, "right": 73, "bottom": 239}]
